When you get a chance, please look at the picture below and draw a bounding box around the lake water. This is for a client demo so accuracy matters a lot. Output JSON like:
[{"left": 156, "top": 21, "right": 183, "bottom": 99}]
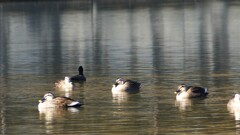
[{"left": 1, "top": 0, "right": 240, "bottom": 134}]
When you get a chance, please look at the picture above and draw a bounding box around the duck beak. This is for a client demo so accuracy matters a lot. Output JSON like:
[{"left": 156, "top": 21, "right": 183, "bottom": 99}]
[
  {"left": 112, "top": 82, "right": 119, "bottom": 87},
  {"left": 39, "top": 98, "right": 45, "bottom": 103},
  {"left": 174, "top": 90, "right": 181, "bottom": 94}
]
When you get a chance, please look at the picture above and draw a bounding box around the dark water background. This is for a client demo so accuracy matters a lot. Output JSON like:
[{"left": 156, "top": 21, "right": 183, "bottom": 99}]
[{"left": 1, "top": 0, "right": 240, "bottom": 134}]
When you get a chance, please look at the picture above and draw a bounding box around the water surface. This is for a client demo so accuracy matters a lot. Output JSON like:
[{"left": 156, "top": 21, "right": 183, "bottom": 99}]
[{"left": 1, "top": 0, "right": 240, "bottom": 134}]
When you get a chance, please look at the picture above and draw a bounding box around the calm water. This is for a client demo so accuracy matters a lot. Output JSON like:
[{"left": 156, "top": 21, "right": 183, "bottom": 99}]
[{"left": 1, "top": 0, "right": 240, "bottom": 134}]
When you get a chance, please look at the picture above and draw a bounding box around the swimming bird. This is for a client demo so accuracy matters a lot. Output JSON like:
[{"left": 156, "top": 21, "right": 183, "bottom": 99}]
[
  {"left": 70, "top": 66, "right": 86, "bottom": 83},
  {"left": 227, "top": 94, "right": 240, "bottom": 120},
  {"left": 38, "top": 92, "right": 83, "bottom": 109},
  {"left": 111, "top": 78, "right": 141, "bottom": 94},
  {"left": 227, "top": 94, "right": 240, "bottom": 108},
  {"left": 175, "top": 84, "right": 208, "bottom": 100},
  {"left": 55, "top": 76, "right": 74, "bottom": 90}
]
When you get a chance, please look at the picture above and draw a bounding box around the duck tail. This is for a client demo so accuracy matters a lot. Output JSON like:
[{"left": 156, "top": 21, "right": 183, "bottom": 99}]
[
  {"left": 68, "top": 101, "right": 82, "bottom": 107},
  {"left": 204, "top": 88, "right": 208, "bottom": 93},
  {"left": 204, "top": 88, "right": 209, "bottom": 97}
]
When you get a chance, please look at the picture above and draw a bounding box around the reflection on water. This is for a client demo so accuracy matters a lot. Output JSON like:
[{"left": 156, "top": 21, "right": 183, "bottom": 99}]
[
  {"left": 228, "top": 107, "right": 240, "bottom": 121},
  {"left": 228, "top": 103, "right": 240, "bottom": 121},
  {"left": 227, "top": 106, "right": 240, "bottom": 134},
  {"left": 112, "top": 91, "right": 142, "bottom": 106},
  {"left": 1, "top": 0, "right": 240, "bottom": 134},
  {"left": 175, "top": 98, "right": 193, "bottom": 112},
  {"left": 112, "top": 92, "right": 129, "bottom": 104},
  {"left": 39, "top": 107, "right": 80, "bottom": 134}
]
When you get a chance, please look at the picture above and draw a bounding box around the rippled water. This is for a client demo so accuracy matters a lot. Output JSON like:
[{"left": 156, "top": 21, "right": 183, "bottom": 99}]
[{"left": 1, "top": 0, "right": 240, "bottom": 134}]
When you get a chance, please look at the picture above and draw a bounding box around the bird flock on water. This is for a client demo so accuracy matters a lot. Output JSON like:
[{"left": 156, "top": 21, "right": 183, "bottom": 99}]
[{"left": 38, "top": 65, "right": 240, "bottom": 120}]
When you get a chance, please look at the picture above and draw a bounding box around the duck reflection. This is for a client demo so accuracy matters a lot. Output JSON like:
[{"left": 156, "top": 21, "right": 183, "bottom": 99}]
[
  {"left": 112, "top": 91, "right": 129, "bottom": 104},
  {"left": 227, "top": 106, "right": 240, "bottom": 133},
  {"left": 111, "top": 91, "right": 141, "bottom": 122},
  {"left": 38, "top": 107, "right": 79, "bottom": 134},
  {"left": 175, "top": 98, "right": 193, "bottom": 111},
  {"left": 228, "top": 107, "right": 240, "bottom": 121}
]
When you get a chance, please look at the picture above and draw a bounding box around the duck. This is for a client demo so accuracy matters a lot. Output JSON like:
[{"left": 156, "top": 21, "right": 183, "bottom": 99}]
[
  {"left": 38, "top": 92, "right": 83, "bottom": 109},
  {"left": 111, "top": 78, "right": 141, "bottom": 94},
  {"left": 55, "top": 76, "right": 74, "bottom": 90},
  {"left": 227, "top": 94, "right": 240, "bottom": 120},
  {"left": 227, "top": 94, "right": 240, "bottom": 109},
  {"left": 174, "top": 84, "right": 208, "bottom": 100},
  {"left": 70, "top": 66, "right": 86, "bottom": 83}
]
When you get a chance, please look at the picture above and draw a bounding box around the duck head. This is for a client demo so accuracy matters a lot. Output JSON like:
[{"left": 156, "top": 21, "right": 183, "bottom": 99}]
[
  {"left": 175, "top": 84, "right": 187, "bottom": 94},
  {"left": 234, "top": 94, "right": 240, "bottom": 102},
  {"left": 78, "top": 66, "right": 84, "bottom": 75},
  {"left": 39, "top": 92, "right": 55, "bottom": 103},
  {"left": 113, "top": 78, "right": 125, "bottom": 87}
]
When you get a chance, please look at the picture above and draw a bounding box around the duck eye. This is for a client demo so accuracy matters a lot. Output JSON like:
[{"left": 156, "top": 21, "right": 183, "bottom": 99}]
[{"left": 115, "top": 82, "right": 119, "bottom": 86}]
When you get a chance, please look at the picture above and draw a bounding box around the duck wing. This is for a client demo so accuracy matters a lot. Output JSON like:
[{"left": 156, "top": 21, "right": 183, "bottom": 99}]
[
  {"left": 54, "top": 97, "right": 82, "bottom": 107},
  {"left": 188, "top": 86, "right": 208, "bottom": 97},
  {"left": 126, "top": 80, "right": 141, "bottom": 88},
  {"left": 190, "top": 87, "right": 206, "bottom": 93}
]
